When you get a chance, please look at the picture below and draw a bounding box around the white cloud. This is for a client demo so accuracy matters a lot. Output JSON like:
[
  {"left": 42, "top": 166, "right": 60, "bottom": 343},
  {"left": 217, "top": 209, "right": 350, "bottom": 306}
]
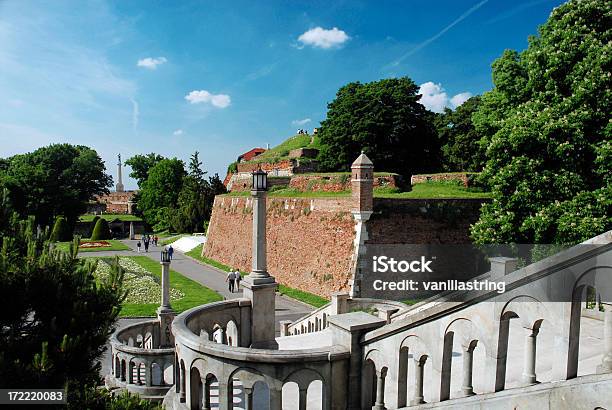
[
  {"left": 130, "top": 98, "right": 139, "bottom": 131},
  {"left": 173, "top": 129, "right": 183, "bottom": 136},
  {"left": 185, "top": 90, "right": 231, "bottom": 108},
  {"left": 297, "top": 27, "right": 349, "bottom": 49},
  {"left": 292, "top": 118, "right": 311, "bottom": 126},
  {"left": 450, "top": 92, "right": 472, "bottom": 108},
  {"left": 137, "top": 56, "right": 167, "bottom": 69},
  {"left": 418, "top": 82, "right": 472, "bottom": 113}
]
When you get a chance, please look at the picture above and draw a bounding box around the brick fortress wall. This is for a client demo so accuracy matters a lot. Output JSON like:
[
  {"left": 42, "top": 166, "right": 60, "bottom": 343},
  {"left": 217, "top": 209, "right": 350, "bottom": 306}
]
[{"left": 203, "top": 195, "right": 487, "bottom": 298}]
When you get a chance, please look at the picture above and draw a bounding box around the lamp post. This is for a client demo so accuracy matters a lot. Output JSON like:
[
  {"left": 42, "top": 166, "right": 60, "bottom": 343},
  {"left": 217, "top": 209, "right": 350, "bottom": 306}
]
[
  {"left": 242, "top": 168, "right": 278, "bottom": 349},
  {"left": 157, "top": 248, "right": 175, "bottom": 347}
]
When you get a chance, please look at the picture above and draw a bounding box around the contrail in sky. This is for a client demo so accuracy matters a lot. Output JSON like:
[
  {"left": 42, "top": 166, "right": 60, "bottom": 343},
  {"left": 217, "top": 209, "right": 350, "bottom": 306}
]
[{"left": 388, "top": 0, "right": 489, "bottom": 67}]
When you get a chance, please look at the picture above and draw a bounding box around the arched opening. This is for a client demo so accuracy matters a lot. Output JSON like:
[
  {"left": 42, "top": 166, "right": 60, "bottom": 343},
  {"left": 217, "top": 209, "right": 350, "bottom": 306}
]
[
  {"left": 180, "top": 360, "right": 186, "bottom": 402},
  {"left": 163, "top": 362, "right": 173, "bottom": 386},
  {"left": 226, "top": 320, "right": 239, "bottom": 347},
  {"left": 136, "top": 334, "right": 144, "bottom": 348},
  {"left": 190, "top": 367, "right": 202, "bottom": 410},
  {"left": 282, "top": 381, "right": 298, "bottom": 409},
  {"left": 128, "top": 336, "right": 134, "bottom": 346},
  {"left": 137, "top": 362, "right": 146, "bottom": 385},
  {"left": 361, "top": 359, "right": 376, "bottom": 409},
  {"left": 128, "top": 361, "right": 136, "bottom": 384},
  {"left": 397, "top": 346, "right": 409, "bottom": 406},
  {"left": 115, "top": 356, "right": 120, "bottom": 378},
  {"left": 204, "top": 373, "right": 219, "bottom": 409},
  {"left": 121, "top": 359, "right": 126, "bottom": 382},
  {"left": 307, "top": 379, "right": 323, "bottom": 410},
  {"left": 322, "top": 313, "right": 327, "bottom": 329},
  {"left": 151, "top": 362, "right": 162, "bottom": 385},
  {"left": 144, "top": 331, "right": 153, "bottom": 349},
  {"left": 252, "top": 380, "right": 270, "bottom": 410}
]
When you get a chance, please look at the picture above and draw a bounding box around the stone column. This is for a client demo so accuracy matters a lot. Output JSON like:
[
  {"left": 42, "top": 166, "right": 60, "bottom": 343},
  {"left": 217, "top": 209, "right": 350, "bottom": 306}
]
[
  {"left": 597, "top": 303, "right": 612, "bottom": 373},
  {"left": 243, "top": 387, "right": 253, "bottom": 410},
  {"left": 411, "top": 357, "right": 426, "bottom": 405},
  {"left": 269, "top": 387, "right": 282, "bottom": 410},
  {"left": 522, "top": 327, "right": 539, "bottom": 385},
  {"left": 461, "top": 343, "right": 477, "bottom": 396},
  {"left": 145, "top": 362, "right": 152, "bottom": 387},
  {"left": 298, "top": 387, "right": 308, "bottom": 410},
  {"left": 242, "top": 188, "right": 278, "bottom": 349},
  {"left": 129, "top": 221, "right": 135, "bottom": 240},
  {"left": 373, "top": 369, "right": 387, "bottom": 410}
]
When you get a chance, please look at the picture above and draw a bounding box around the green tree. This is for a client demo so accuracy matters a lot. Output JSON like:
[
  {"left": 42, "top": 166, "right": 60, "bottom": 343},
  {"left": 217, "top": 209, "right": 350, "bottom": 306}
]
[
  {"left": 1, "top": 144, "right": 112, "bottom": 226},
  {"left": 90, "top": 218, "right": 111, "bottom": 240},
  {"left": 316, "top": 77, "right": 439, "bottom": 176},
  {"left": 471, "top": 0, "right": 611, "bottom": 244},
  {"left": 171, "top": 153, "right": 227, "bottom": 233},
  {"left": 0, "top": 208, "right": 126, "bottom": 391},
  {"left": 137, "top": 158, "right": 186, "bottom": 230},
  {"left": 125, "top": 153, "right": 165, "bottom": 187},
  {"left": 435, "top": 96, "right": 485, "bottom": 171},
  {"left": 50, "top": 216, "right": 71, "bottom": 242}
]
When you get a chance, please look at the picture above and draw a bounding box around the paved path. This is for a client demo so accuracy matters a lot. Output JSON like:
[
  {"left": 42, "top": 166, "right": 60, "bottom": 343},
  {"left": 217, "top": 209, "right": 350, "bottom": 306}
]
[
  {"left": 84, "top": 239, "right": 313, "bottom": 327},
  {"left": 90, "top": 239, "right": 313, "bottom": 378}
]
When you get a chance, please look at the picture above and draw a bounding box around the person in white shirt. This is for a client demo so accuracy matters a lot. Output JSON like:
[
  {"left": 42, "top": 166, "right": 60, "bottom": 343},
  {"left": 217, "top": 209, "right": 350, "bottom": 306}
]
[{"left": 226, "top": 270, "right": 235, "bottom": 293}]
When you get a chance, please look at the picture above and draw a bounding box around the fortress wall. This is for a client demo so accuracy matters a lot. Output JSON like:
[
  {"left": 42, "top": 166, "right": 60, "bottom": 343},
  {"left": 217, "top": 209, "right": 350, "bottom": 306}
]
[
  {"left": 203, "top": 196, "right": 356, "bottom": 297},
  {"left": 203, "top": 195, "right": 486, "bottom": 298}
]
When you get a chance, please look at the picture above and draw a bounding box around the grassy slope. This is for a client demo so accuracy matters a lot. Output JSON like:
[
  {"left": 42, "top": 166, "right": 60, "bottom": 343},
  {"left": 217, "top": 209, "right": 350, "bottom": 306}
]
[
  {"left": 56, "top": 239, "right": 131, "bottom": 253},
  {"left": 186, "top": 245, "right": 329, "bottom": 307},
  {"left": 79, "top": 214, "right": 142, "bottom": 222},
  {"left": 223, "top": 182, "right": 490, "bottom": 199},
  {"left": 248, "top": 134, "right": 321, "bottom": 163},
  {"left": 119, "top": 256, "right": 222, "bottom": 317}
]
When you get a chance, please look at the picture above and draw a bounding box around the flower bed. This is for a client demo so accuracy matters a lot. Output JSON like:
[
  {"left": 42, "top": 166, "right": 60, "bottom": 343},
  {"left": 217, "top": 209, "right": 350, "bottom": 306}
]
[
  {"left": 79, "top": 241, "right": 111, "bottom": 248},
  {"left": 94, "top": 257, "right": 184, "bottom": 304}
]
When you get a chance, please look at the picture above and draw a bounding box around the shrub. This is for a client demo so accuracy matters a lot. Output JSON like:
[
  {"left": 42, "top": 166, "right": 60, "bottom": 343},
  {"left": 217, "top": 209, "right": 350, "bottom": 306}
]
[
  {"left": 90, "top": 218, "right": 111, "bottom": 240},
  {"left": 49, "top": 216, "right": 71, "bottom": 242}
]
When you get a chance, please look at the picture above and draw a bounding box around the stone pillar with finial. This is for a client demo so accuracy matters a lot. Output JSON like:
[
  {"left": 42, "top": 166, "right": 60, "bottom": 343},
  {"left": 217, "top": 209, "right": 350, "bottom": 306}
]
[
  {"left": 157, "top": 249, "right": 175, "bottom": 347},
  {"left": 241, "top": 168, "right": 279, "bottom": 349},
  {"left": 349, "top": 151, "right": 374, "bottom": 298},
  {"left": 116, "top": 153, "right": 125, "bottom": 192}
]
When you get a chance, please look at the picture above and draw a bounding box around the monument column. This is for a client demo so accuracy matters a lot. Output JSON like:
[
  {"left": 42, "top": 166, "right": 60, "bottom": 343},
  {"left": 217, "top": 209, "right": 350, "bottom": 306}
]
[
  {"left": 116, "top": 153, "right": 125, "bottom": 192},
  {"left": 242, "top": 168, "right": 279, "bottom": 349},
  {"left": 157, "top": 249, "right": 175, "bottom": 348}
]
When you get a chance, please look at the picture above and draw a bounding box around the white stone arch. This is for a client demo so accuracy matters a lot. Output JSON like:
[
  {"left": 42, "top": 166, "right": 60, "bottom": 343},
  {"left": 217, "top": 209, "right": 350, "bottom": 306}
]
[
  {"left": 151, "top": 362, "right": 162, "bottom": 385},
  {"left": 189, "top": 366, "right": 202, "bottom": 410},
  {"left": 226, "top": 320, "right": 239, "bottom": 346},
  {"left": 496, "top": 295, "right": 553, "bottom": 391},
  {"left": 398, "top": 335, "right": 431, "bottom": 405},
  {"left": 569, "top": 265, "right": 612, "bottom": 379}
]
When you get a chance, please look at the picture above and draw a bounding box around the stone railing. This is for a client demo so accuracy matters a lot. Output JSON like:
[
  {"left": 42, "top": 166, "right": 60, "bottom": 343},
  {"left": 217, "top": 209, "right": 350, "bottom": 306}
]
[
  {"left": 357, "top": 231, "right": 612, "bottom": 409},
  {"left": 169, "top": 299, "right": 351, "bottom": 410},
  {"left": 107, "top": 320, "right": 175, "bottom": 401},
  {"left": 283, "top": 293, "right": 408, "bottom": 336}
]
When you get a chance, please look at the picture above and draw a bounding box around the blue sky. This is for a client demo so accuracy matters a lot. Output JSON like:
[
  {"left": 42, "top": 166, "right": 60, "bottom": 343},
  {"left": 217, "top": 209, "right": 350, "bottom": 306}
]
[{"left": 0, "top": 0, "right": 565, "bottom": 189}]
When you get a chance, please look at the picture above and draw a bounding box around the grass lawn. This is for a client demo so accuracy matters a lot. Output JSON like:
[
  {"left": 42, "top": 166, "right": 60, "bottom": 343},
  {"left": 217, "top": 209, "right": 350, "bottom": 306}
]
[
  {"left": 186, "top": 246, "right": 329, "bottom": 308},
  {"left": 56, "top": 239, "right": 131, "bottom": 253},
  {"left": 374, "top": 183, "right": 491, "bottom": 199},
  {"left": 248, "top": 134, "right": 321, "bottom": 163},
  {"left": 114, "top": 256, "right": 222, "bottom": 317},
  {"left": 79, "top": 214, "right": 143, "bottom": 222},
  {"left": 278, "top": 285, "right": 329, "bottom": 308}
]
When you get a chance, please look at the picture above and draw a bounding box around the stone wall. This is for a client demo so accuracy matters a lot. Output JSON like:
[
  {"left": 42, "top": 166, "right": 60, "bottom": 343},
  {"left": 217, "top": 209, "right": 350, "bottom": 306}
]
[
  {"left": 236, "top": 160, "right": 294, "bottom": 173},
  {"left": 203, "top": 196, "right": 486, "bottom": 297},
  {"left": 203, "top": 196, "right": 356, "bottom": 297},
  {"left": 410, "top": 173, "right": 476, "bottom": 187},
  {"left": 288, "top": 174, "right": 399, "bottom": 193}
]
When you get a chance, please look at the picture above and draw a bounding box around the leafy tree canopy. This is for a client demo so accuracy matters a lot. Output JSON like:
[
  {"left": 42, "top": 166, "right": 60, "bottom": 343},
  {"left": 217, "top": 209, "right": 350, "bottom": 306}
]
[
  {"left": 471, "top": 0, "right": 611, "bottom": 244},
  {"left": 435, "top": 96, "right": 486, "bottom": 172},
  {"left": 316, "top": 77, "right": 439, "bottom": 177},
  {"left": 125, "top": 153, "right": 166, "bottom": 187},
  {"left": 0, "top": 144, "right": 112, "bottom": 227}
]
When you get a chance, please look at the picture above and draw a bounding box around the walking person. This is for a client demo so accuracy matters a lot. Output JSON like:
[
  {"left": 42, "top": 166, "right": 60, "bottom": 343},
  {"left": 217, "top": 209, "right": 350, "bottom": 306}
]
[
  {"left": 144, "top": 236, "right": 149, "bottom": 253},
  {"left": 136, "top": 240, "right": 141, "bottom": 253},
  {"left": 168, "top": 244, "right": 174, "bottom": 260},
  {"left": 234, "top": 269, "right": 241, "bottom": 291},
  {"left": 226, "top": 270, "right": 235, "bottom": 293}
]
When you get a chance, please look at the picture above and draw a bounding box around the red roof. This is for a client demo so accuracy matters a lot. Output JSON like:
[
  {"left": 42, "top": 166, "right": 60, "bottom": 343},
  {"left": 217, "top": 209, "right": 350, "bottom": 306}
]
[{"left": 238, "top": 147, "right": 266, "bottom": 162}]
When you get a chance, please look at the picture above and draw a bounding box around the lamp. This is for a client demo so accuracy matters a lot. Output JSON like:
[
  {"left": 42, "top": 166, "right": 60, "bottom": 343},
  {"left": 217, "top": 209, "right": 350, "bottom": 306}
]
[
  {"left": 160, "top": 249, "right": 170, "bottom": 263},
  {"left": 252, "top": 168, "right": 268, "bottom": 192}
]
